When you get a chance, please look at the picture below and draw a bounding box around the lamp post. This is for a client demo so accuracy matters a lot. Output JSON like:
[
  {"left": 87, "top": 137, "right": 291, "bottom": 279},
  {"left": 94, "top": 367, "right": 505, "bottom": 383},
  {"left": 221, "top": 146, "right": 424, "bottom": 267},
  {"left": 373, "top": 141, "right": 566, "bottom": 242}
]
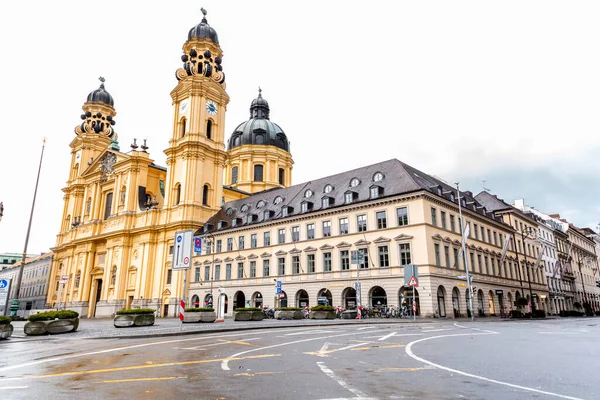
[
  {"left": 520, "top": 226, "right": 537, "bottom": 315},
  {"left": 0, "top": 201, "right": 4, "bottom": 223},
  {"left": 10, "top": 138, "right": 46, "bottom": 317}
]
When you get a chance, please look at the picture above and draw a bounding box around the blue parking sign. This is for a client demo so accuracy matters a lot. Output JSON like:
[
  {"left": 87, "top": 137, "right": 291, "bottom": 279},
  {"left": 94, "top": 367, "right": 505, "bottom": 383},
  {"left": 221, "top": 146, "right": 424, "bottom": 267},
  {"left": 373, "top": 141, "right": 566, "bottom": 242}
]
[{"left": 194, "top": 237, "right": 203, "bottom": 253}]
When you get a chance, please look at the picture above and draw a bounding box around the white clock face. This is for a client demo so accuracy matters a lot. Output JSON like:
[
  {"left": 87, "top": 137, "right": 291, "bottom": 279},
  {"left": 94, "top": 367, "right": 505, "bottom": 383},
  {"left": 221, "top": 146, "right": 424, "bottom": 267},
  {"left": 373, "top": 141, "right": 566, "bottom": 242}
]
[
  {"left": 206, "top": 100, "right": 218, "bottom": 116},
  {"left": 179, "top": 99, "right": 189, "bottom": 114}
]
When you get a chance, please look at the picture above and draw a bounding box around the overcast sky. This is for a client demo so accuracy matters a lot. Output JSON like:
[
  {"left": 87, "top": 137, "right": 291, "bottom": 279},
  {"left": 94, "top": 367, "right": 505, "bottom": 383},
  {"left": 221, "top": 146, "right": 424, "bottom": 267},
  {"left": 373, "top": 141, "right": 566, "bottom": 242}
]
[{"left": 1, "top": 1, "right": 599, "bottom": 254}]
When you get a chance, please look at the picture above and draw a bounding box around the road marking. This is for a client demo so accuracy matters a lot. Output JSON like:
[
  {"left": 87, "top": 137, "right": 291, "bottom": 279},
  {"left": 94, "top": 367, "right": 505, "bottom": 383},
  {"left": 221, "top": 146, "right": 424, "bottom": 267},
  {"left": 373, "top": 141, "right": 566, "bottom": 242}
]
[
  {"left": 377, "top": 332, "right": 397, "bottom": 341},
  {"left": 364, "top": 333, "right": 423, "bottom": 339},
  {"left": 317, "top": 362, "right": 370, "bottom": 399},
  {"left": 221, "top": 331, "right": 371, "bottom": 371},
  {"left": 101, "top": 376, "right": 187, "bottom": 383},
  {"left": 375, "top": 367, "right": 434, "bottom": 372},
  {"left": 349, "top": 347, "right": 370, "bottom": 351},
  {"left": 422, "top": 328, "right": 453, "bottom": 332},
  {"left": 405, "top": 333, "right": 584, "bottom": 400},
  {"left": 372, "top": 344, "right": 405, "bottom": 349},
  {"left": 178, "top": 337, "right": 261, "bottom": 350},
  {"left": 0, "top": 354, "right": 280, "bottom": 382},
  {"left": 537, "top": 331, "right": 583, "bottom": 335},
  {"left": 234, "top": 371, "right": 283, "bottom": 377},
  {"left": 357, "top": 326, "right": 377, "bottom": 331},
  {"left": 284, "top": 330, "right": 337, "bottom": 336},
  {"left": 453, "top": 323, "right": 469, "bottom": 329},
  {"left": 0, "top": 329, "right": 301, "bottom": 374},
  {"left": 0, "top": 386, "right": 28, "bottom": 390},
  {"left": 305, "top": 342, "right": 370, "bottom": 357}
]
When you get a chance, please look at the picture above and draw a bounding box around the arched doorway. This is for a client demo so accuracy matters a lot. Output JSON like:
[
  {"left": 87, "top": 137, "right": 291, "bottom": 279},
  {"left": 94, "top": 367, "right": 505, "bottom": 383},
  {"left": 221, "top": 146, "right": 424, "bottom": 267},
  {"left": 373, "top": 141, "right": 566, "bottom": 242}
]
[
  {"left": 317, "top": 288, "right": 333, "bottom": 306},
  {"left": 279, "top": 291, "right": 288, "bottom": 308},
  {"left": 222, "top": 293, "right": 228, "bottom": 314},
  {"left": 507, "top": 292, "right": 513, "bottom": 310},
  {"left": 233, "top": 291, "right": 246, "bottom": 309},
  {"left": 204, "top": 293, "right": 213, "bottom": 307},
  {"left": 488, "top": 290, "right": 496, "bottom": 315},
  {"left": 342, "top": 287, "right": 357, "bottom": 309},
  {"left": 399, "top": 287, "right": 420, "bottom": 316},
  {"left": 497, "top": 292, "right": 505, "bottom": 317},
  {"left": 296, "top": 290, "right": 309, "bottom": 308},
  {"left": 251, "top": 291, "right": 263, "bottom": 308},
  {"left": 369, "top": 286, "right": 387, "bottom": 307},
  {"left": 437, "top": 286, "right": 447, "bottom": 318},
  {"left": 191, "top": 294, "right": 200, "bottom": 308},
  {"left": 477, "top": 289, "right": 484, "bottom": 316},
  {"left": 452, "top": 287, "right": 461, "bottom": 318}
]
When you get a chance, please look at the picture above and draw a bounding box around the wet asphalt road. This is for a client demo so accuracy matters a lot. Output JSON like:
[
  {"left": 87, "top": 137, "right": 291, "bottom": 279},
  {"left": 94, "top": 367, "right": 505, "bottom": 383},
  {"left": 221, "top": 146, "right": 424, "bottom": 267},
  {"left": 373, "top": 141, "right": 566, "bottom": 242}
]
[{"left": 0, "top": 318, "right": 598, "bottom": 400}]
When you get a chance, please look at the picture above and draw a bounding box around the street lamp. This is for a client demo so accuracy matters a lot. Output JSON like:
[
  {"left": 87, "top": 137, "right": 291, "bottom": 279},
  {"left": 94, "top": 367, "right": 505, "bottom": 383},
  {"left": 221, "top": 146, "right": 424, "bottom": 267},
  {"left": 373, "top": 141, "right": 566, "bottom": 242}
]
[
  {"left": 520, "top": 226, "right": 538, "bottom": 315},
  {"left": 0, "top": 202, "right": 4, "bottom": 223}
]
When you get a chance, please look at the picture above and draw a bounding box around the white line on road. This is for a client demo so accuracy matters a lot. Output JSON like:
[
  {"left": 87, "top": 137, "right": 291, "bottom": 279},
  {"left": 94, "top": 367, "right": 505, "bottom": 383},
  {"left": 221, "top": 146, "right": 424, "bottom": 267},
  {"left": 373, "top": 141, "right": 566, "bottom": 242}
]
[
  {"left": 537, "top": 332, "right": 581, "bottom": 335},
  {"left": 221, "top": 331, "right": 372, "bottom": 371},
  {"left": 405, "top": 332, "right": 584, "bottom": 400},
  {"left": 0, "top": 386, "right": 28, "bottom": 390},
  {"left": 453, "top": 323, "right": 469, "bottom": 329},
  {"left": 317, "top": 362, "right": 370, "bottom": 399},
  {"left": 364, "top": 333, "right": 423, "bottom": 339},
  {"left": 422, "top": 328, "right": 453, "bottom": 333},
  {"left": 285, "top": 330, "right": 337, "bottom": 336},
  {"left": 377, "top": 332, "right": 397, "bottom": 341},
  {"left": 178, "top": 337, "right": 261, "bottom": 350},
  {"left": 357, "top": 326, "right": 378, "bottom": 331},
  {"left": 325, "top": 342, "right": 370, "bottom": 354}
]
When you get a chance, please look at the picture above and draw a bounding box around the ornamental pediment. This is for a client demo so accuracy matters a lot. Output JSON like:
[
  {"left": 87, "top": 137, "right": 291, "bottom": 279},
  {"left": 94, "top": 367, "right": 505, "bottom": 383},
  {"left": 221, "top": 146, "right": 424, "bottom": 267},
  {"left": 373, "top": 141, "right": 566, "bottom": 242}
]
[
  {"left": 90, "top": 267, "right": 104, "bottom": 275},
  {"left": 203, "top": 260, "right": 212, "bottom": 265},
  {"left": 443, "top": 236, "right": 452, "bottom": 243},
  {"left": 213, "top": 258, "right": 222, "bottom": 263},
  {"left": 319, "top": 244, "right": 334, "bottom": 250},
  {"left": 80, "top": 149, "right": 130, "bottom": 179},
  {"left": 431, "top": 234, "right": 443, "bottom": 241},
  {"left": 260, "top": 252, "right": 272, "bottom": 258},
  {"left": 303, "top": 246, "right": 317, "bottom": 253},
  {"left": 247, "top": 253, "right": 258, "bottom": 259},
  {"left": 395, "top": 233, "right": 414, "bottom": 241},
  {"left": 224, "top": 257, "right": 234, "bottom": 262},
  {"left": 452, "top": 240, "right": 461, "bottom": 247},
  {"left": 354, "top": 239, "right": 370, "bottom": 247},
  {"left": 235, "top": 255, "right": 246, "bottom": 261},
  {"left": 289, "top": 248, "right": 302, "bottom": 254},
  {"left": 275, "top": 250, "right": 288, "bottom": 256},
  {"left": 373, "top": 237, "right": 391, "bottom": 244},
  {"left": 336, "top": 241, "right": 352, "bottom": 248}
]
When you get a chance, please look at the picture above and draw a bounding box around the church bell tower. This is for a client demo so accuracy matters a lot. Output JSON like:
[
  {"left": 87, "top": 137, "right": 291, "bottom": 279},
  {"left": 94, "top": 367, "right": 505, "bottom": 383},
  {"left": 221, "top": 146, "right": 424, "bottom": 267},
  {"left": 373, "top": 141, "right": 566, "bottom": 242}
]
[{"left": 164, "top": 9, "right": 229, "bottom": 224}]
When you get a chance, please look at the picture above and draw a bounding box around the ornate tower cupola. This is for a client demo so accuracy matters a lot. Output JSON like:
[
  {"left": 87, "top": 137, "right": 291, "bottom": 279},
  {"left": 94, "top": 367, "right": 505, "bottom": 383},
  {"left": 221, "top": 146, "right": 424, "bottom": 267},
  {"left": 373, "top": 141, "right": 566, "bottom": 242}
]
[
  {"left": 225, "top": 88, "right": 294, "bottom": 194},
  {"left": 164, "top": 8, "right": 230, "bottom": 226}
]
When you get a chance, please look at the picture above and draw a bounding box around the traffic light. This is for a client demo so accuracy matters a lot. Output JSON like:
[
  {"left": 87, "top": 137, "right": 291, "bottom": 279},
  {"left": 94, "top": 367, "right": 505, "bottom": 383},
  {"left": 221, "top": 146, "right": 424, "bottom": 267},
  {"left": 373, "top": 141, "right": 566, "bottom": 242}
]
[
  {"left": 472, "top": 286, "right": 477, "bottom": 296},
  {"left": 596, "top": 280, "right": 600, "bottom": 288}
]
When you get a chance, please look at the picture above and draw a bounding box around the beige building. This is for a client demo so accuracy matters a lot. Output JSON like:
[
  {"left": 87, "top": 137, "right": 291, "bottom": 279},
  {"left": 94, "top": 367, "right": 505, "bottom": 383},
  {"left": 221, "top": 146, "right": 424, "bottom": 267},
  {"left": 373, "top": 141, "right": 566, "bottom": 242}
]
[
  {"left": 48, "top": 11, "right": 293, "bottom": 318},
  {"left": 190, "top": 160, "right": 548, "bottom": 318}
]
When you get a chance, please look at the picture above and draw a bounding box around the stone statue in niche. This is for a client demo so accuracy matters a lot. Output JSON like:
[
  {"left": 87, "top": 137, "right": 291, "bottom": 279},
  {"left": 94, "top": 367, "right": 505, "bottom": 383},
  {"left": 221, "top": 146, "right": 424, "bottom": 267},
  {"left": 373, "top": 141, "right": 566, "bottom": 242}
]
[
  {"left": 120, "top": 188, "right": 126, "bottom": 205},
  {"left": 85, "top": 198, "right": 92, "bottom": 215}
]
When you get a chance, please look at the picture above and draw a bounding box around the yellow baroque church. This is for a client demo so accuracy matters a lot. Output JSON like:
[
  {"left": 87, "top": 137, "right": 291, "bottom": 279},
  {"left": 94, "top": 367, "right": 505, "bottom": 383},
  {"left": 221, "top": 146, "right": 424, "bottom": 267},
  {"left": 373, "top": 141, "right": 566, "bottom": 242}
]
[{"left": 49, "top": 11, "right": 294, "bottom": 318}]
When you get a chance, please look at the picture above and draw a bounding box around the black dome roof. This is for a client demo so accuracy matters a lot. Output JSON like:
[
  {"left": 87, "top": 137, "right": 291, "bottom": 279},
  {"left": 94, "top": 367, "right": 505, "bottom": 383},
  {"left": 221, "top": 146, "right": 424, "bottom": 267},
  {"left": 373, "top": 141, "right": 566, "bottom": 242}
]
[
  {"left": 188, "top": 11, "right": 219, "bottom": 44},
  {"left": 228, "top": 89, "right": 290, "bottom": 152},
  {"left": 87, "top": 79, "right": 114, "bottom": 106}
]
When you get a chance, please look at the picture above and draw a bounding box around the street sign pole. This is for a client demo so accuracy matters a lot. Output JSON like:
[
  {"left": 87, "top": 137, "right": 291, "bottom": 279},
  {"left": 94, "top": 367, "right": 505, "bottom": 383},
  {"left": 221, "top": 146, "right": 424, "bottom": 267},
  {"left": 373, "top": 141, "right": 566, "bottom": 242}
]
[
  {"left": 456, "top": 182, "right": 474, "bottom": 321},
  {"left": 173, "top": 230, "right": 193, "bottom": 329}
]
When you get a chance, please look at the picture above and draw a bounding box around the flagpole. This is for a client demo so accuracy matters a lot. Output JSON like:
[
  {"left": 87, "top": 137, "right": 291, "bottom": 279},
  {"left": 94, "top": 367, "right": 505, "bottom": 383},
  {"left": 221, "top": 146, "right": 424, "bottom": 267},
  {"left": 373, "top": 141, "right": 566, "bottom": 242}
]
[{"left": 456, "top": 182, "right": 474, "bottom": 321}]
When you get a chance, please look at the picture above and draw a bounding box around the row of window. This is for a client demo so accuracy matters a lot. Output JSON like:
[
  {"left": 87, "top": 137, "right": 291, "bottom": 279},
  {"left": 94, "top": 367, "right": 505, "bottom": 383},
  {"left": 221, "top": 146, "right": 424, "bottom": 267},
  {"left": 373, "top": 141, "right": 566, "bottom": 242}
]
[
  {"left": 210, "top": 208, "right": 409, "bottom": 253},
  {"left": 433, "top": 242, "right": 545, "bottom": 284},
  {"left": 231, "top": 165, "right": 285, "bottom": 185},
  {"left": 197, "top": 244, "right": 412, "bottom": 281},
  {"left": 19, "top": 286, "right": 45, "bottom": 298}
]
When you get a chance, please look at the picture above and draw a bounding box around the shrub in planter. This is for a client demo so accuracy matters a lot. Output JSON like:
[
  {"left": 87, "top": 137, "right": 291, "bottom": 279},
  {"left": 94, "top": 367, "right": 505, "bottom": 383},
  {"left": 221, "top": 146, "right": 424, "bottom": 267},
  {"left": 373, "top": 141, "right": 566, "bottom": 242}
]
[
  {"left": 0, "top": 316, "right": 13, "bottom": 339},
  {"left": 509, "top": 310, "right": 523, "bottom": 318},
  {"left": 25, "top": 310, "right": 80, "bottom": 335},
  {"left": 183, "top": 307, "right": 216, "bottom": 323},
  {"left": 233, "top": 307, "right": 264, "bottom": 321},
  {"left": 309, "top": 305, "right": 335, "bottom": 320},
  {"left": 573, "top": 302, "right": 582, "bottom": 309},
  {"left": 114, "top": 308, "right": 155, "bottom": 328},
  {"left": 275, "top": 307, "right": 303, "bottom": 320},
  {"left": 533, "top": 310, "right": 546, "bottom": 318}
]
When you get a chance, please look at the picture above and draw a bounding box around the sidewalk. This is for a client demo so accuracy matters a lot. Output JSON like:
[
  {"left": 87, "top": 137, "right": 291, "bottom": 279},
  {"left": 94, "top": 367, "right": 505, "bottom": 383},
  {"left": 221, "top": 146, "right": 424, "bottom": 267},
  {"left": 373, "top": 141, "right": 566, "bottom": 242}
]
[{"left": 7, "top": 316, "right": 439, "bottom": 341}]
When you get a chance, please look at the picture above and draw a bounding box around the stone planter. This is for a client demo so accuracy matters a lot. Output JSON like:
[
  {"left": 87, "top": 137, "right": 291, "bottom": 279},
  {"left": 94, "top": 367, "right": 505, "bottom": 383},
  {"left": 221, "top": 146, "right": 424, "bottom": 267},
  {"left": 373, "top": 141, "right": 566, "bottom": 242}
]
[
  {"left": 183, "top": 311, "right": 217, "bottom": 323},
  {"left": 114, "top": 313, "right": 155, "bottom": 328},
  {"left": 24, "top": 318, "right": 79, "bottom": 335},
  {"left": 341, "top": 310, "right": 358, "bottom": 319},
  {"left": 0, "top": 323, "right": 14, "bottom": 339},
  {"left": 233, "top": 310, "right": 264, "bottom": 321},
  {"left": 309, "top": 311, "right": 336, "bottom": 320},
  {"left": 275, "top": 310, "right": 304, "bottom": 320}
]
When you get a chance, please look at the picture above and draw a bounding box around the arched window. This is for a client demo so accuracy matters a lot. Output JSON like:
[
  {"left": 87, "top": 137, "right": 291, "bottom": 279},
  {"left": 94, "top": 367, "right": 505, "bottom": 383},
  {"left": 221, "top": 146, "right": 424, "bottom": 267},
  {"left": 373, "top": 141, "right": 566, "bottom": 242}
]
[
  {"left": 75, "top": 270, "right": 81, "bottom": 289},
  {"left": 279, "top": 168, "right": 285, "bottom": 185},
  {"left": 175, "top": 183, "right": 181, "bottom": 205},
  {"left": 202, "top": 184, "right": 209, "bottom": 206},
  {"left": 104, "top": 192, "right": 113, "bottom": 220},
  {"left": 206, "top": 120, "right": 212, "bottom": 140},
  {"left": 231, "top": 166, "right": 239, "bottom": 184},
  {"left": 180, "top": 117, "right": 187, "bottom": 138},
  {"left": 254, "top": 164, "right": 264, "bottom": 182}
]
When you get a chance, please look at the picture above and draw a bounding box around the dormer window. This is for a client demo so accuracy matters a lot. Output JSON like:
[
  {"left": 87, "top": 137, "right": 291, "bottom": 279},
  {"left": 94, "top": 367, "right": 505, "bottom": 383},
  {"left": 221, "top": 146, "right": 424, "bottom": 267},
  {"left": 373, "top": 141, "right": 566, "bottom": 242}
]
[
  {"left": 226, "top": 208, "right": 234, "bottom": 216},
  {"left": 350, "top": 178, "right": 360, "bottom": 188},
  {"left": 246, "top": 214, "right": 256, "bottom": 224},
  {"left": 344, "top": 191, "right": 358, "bottom": 204},
  {"left": 370, "top": 185, "right": 383, "bottom": 199},
  {"left": 241, "top": 204, "right": 249, "bottom": 213},
  {"left": 450, "top": 193, "right": 456, "bottom": 202},
  {"left": 256, "top": 200, "right": 265, "bottom": 209},
  {"left": 264, "top": 210, "right": 274, "bottom": 220},
  {"left": 324, "top": 184, "right": 333, "bottom": 193},
  {"left": 274, "top": 196, "right": 283, "bottom": 205},
  {"left": 281, "top": 206, "right": 293, "bottom": 217},
  {"left": 301, "top": 201, "right": 313, "bottom": 213},
  {"left": 304, "top": 189, "right": 313, "bottom": 198},
  {"left": 322, "top": 196, "right": 334, "bottom": 208},
  {"left": 437, "top": 187, "right": 443, "bottom": 196},
  {"left": 217, "top": 220, "right": 228, "bottom": 230},
  {"left": 232, "top": 218, "right": 237, "bottom": 227},
  {"left": 373, "top": 172, "right": 384, "bottom": 182}
]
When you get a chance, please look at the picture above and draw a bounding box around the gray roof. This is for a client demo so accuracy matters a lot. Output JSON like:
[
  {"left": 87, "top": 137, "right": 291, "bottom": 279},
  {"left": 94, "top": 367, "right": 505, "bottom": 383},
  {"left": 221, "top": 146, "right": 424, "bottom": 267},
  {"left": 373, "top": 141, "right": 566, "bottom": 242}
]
[
  {"left": 198, "top": 159, "right": 505, "bottom": 235},
  {"left": 474, "top": 191, "right": 513, "bottom": 212}
]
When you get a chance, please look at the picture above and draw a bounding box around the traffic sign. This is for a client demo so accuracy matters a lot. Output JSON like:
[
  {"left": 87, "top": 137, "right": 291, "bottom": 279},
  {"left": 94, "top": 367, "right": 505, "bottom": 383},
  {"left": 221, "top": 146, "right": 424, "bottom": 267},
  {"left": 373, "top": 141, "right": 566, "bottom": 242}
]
[
  {"left": 0, "top": 279, "right": 8, "bottom": 289},
  {"left": 173, "top": 230, "right": 193, "bottom": 270},
  {"left": 0, "top": 279, "right": 10, "bottom": 309},
  {"left": 276, "top": 287, "right": 282, "bottom": 295},
  {"left": 194, "top": 237, "right": 203, "bottom": 253},
  {"left": 351, "top": 250, "right": 365, "bottom": 265},
  {"left": 407, "top": 275, "right": 418, "bottom": 287},
  {"left": 276, "top": 280, "right": 282, "bottom": 288},
  {"left": 404, "top": 264, "right": 419, "bottom": 285}
]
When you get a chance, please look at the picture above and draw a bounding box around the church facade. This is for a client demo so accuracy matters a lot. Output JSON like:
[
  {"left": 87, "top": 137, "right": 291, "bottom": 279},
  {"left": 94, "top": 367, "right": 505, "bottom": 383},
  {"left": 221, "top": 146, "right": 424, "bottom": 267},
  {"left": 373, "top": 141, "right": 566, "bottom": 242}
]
[{"left": 48, "top": 12, "right": 292, "bottom": 318}]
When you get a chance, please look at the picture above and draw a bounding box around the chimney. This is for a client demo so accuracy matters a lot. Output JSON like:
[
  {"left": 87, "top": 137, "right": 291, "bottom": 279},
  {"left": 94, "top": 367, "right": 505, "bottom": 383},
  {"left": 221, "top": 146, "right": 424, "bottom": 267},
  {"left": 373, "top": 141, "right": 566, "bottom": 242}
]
[{"left": 514, "top": 199, "right": 525, "bottom": 210}]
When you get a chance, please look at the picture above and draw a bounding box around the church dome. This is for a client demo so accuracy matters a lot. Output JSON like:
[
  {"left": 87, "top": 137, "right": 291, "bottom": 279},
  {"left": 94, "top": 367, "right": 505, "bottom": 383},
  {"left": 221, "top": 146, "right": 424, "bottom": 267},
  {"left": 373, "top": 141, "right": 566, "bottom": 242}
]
[
  {"left": 86, "top": 78, "right": 114, "bottom": 106},
  {"left": 188, "top": 10, "right": 219, "bottom": 44},
  {"left": 228, "top": 89, "right": 290, "bottom": 152}
]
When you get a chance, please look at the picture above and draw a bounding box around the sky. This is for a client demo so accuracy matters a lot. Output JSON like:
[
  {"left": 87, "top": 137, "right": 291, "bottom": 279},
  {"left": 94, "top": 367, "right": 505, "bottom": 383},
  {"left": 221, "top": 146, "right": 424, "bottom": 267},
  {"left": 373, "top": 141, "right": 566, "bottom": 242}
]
[{"left": 1, "top": 1, "right": 599, "bottom": 254}]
